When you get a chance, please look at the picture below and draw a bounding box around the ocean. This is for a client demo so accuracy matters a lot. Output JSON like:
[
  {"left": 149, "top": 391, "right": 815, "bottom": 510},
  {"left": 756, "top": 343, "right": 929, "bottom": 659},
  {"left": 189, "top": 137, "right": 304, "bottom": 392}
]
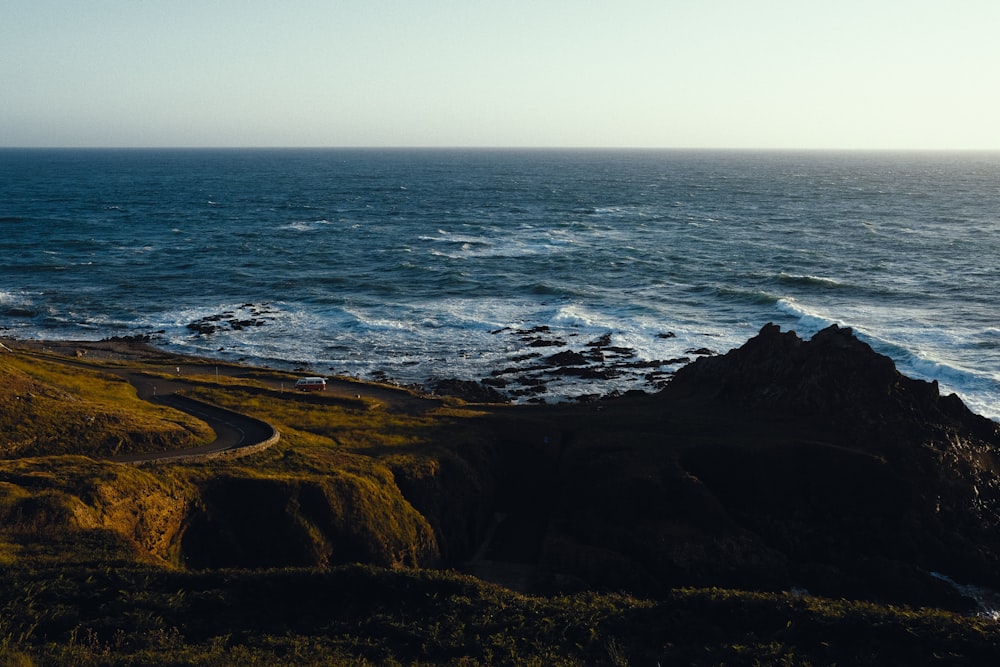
[{"left": 1, "top": 148, "right": 998, "bottom": 420}]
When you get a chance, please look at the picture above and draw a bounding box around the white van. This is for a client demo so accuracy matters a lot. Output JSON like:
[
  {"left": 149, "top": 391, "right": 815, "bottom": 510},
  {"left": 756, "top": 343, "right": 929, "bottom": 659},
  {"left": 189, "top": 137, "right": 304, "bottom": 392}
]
[{"left": 294, "top": 376, "right": 327, "bottom": 392}]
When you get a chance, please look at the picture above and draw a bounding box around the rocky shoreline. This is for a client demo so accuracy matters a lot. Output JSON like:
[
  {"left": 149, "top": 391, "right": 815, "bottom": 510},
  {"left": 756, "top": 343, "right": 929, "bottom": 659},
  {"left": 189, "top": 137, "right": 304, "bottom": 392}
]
[
  {"left": 6, "top": 308, "right": 722, "bottom": 404},
  {"left": 468, "top": 326, "right": 712, "bottom": 402},
  {"left": 7, "top": 323, "right": 1000, "bottom": 613},
  {"left": 158, "top": 302, "right": 724, "bottom": 401}
]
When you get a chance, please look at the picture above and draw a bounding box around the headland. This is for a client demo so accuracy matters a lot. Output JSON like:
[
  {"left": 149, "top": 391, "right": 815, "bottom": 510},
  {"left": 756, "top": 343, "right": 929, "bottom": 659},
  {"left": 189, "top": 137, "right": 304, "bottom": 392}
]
[{"left": 2, "top": 324, "right": 1000, "bottom": 665}]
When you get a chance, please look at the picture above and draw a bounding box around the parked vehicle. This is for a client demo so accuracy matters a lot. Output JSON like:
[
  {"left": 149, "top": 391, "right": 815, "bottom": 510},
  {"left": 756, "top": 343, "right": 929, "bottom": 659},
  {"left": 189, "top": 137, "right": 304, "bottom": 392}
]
[{"left": 294, "top": 376, "right": 327, "bottom": 391}]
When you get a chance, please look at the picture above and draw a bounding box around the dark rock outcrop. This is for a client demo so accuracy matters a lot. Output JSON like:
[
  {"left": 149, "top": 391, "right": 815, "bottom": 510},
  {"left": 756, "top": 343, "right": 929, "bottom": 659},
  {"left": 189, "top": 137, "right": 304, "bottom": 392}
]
[
  {"left": 538, "top": 324, "right": 1000, "bottom": 608},
  {"left": 668, "top": 323, "right": 997, "bottom": 438},
  {"left": 545, "top": 350, "right": 588, "bottom": 367},
  {"left": 666, "top": 325, "right": 1000, "bottom": 596},
  {"left": 428, "top": 378, "right": 506, "bottom": 403}
]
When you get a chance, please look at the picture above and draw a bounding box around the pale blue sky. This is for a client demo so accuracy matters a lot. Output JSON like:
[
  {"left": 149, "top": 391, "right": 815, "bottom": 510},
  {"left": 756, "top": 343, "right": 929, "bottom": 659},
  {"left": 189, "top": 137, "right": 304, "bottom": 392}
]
[{"left": 2, "top": 1, "right": 998, "bottom": 148}]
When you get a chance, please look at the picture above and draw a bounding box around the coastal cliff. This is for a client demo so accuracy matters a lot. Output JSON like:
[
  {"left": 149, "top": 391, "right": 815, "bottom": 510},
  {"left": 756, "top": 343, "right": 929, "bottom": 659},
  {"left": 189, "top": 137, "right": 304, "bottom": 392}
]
[
  {"left": 5, "top": 325, "right": 1000, "bottom": 663},
  {"left": 535, "top": 324, "right": 1000, "bottom": 608}
]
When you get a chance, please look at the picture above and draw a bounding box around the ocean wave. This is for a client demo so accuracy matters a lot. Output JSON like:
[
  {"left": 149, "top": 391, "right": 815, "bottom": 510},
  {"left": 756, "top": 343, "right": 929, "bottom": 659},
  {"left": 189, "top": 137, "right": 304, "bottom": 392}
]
[
  {"left": 777, "top": 273, "right": 847, "bottom": 289},
  {"left": 0, "top": 289, "right": 33, "bottom": 307},
  {"left": 773, "top": 301, "right": 1000, "bottom": 421},
  {"left": 775, "top": 298, "right": 844, "bottom": 332},
  {"left": 279, "top": 220, "right": 332, "bottom": 232},
  {"left": 3, "top": 149, "right": 998, "bottom": 417},
  {"left": 419, "top": 232, "right": 492, "bottom": 245},
  {"left": 426, "top": 237, "right": 566, "bottom": 259},
  {"left": 715, "top": 286, "right": 782, "bottom": 306},
  {"left": 551, "top": 304, "right": 608, "bottom": 329},
  {"left": 979, "top": 328, "right": 1000, "bottom": 344},
  {"left": 900, "top": 355, "right": 1000, "bottom": 421}
]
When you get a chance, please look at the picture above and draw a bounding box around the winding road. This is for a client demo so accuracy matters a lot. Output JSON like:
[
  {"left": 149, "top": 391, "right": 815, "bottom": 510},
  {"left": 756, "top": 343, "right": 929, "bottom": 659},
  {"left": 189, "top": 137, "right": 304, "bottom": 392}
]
[
  {"left": 8, "top": 339, "right": 448, "bottom": 464},
  {"left": 110, "top": 387, "right": 278, "bottom": 464},
  {"left": 9, "top": 345, "right": 279, "bottom": 464}
]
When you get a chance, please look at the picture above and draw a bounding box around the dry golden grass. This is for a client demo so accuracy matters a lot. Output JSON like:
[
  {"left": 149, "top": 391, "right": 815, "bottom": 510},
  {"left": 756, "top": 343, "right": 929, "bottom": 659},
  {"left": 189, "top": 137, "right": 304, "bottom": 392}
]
[
  {"left": 0, "top": 354, "right": 212, "bottom": 458},
  {"left": 0, "top": 350, "right": 492, "bottom": 573}
]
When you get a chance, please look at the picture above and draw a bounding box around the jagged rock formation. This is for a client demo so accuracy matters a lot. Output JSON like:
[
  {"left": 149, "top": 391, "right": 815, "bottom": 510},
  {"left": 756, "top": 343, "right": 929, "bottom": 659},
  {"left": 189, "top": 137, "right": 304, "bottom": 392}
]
[
  {"left": 666, "top": 323, "right": 997, "bottom": 442},
  {"left": 666, "top": 323, "right": 1000, "bottom": 589},
  {"left": 539, "top": 324, "right": 1000, "bottom": 608}
]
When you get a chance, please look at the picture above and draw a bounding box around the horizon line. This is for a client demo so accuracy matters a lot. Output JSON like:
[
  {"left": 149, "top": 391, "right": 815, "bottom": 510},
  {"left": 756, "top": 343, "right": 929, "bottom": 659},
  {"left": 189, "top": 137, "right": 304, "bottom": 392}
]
[{"left": 3, "top": 145, "right": 999, "bottom": 153}]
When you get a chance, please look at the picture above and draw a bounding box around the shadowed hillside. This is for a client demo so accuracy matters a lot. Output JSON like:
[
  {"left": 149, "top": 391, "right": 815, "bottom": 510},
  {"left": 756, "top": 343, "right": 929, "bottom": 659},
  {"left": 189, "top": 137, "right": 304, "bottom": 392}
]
[{"left": 3, "top": 327, "right": 1000, "bottom": 664}]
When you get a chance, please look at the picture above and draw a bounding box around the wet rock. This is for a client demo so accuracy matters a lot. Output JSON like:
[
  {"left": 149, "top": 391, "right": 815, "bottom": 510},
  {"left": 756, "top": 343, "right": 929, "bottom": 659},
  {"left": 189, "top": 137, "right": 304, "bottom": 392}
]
[
  {"left": 601, "top": 346, "right": 636, "bottom": 358},
  {"left": 586, "top": 333, "right": 613, "bottom": 348},
  {"left": 527, "top": 338, "right": 566, "bottom": 348},
  {"left": 101, "top": 334, "right": 154, "bottom": 344},
  {"left": 516, "top": 325, "right": 552, "bottom": 336},
  {"left": 550, "top": 366, "right": 623, "bottom": 380},
  {"left": 508, "top": 384, "right": 549, "bottom": 397},
  {"left": 545, "top": 350, "right": 588, "bottom": 366},
  {"left": 186, "top": 304, "right": 277, "bottom": 336},
  {"left": 428, "top": 379, "right": 506, "bottom": 403},
  {"left": 187, "top": 321, "right": 219, "bottom": 335}
]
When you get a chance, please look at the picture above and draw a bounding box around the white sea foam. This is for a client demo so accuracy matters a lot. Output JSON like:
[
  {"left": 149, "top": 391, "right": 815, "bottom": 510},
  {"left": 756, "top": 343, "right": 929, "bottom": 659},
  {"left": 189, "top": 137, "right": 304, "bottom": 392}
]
[
  {"left": 423, "top": 229, "right": 569, "bottom": 260},
  {"left": 773, "top": 298, "right": 1000, "bottom": 421},
  {"left": 3, "top": 149, "right": 998, "bottom": 419},
  {"left": 931, "top": 572, "right": 1000, "bottom": 620},
  {"left": 778, "top": 273, "right": 844, "bottom": 288},
  {"left": 775, "top": 298, "right": 843, "bottom": 332},
  {"left": 0, "top": 290, "right": 31, "bottom": 306},
  {"left": 280, "top": 220, "right": 332, "bottom": 232}
]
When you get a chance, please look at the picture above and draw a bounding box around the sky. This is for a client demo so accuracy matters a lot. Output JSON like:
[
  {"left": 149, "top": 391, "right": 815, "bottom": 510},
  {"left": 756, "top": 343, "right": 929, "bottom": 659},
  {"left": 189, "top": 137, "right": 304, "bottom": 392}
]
[{"left": 2, "top": 1, "right": 999, "bottom": 149}]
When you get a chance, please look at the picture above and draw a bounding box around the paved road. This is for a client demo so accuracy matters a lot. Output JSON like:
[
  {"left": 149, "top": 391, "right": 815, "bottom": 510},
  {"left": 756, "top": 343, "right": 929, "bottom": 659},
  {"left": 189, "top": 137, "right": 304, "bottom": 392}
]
[
  {"left": 110, "top": 389, "right": 277, "bottom": 464},
  {"left": 8, "top": 341, "right": 452, "bottom": 463},
  {"left": 10, "top": 348, "right": 278, "bottom": 464}
]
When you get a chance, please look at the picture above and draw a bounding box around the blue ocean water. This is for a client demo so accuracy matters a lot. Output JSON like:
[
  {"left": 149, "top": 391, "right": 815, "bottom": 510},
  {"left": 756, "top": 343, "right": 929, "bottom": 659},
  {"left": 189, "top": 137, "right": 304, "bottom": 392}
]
[{"left": 1, "top": 148, "right": 998, "bottom": 419}]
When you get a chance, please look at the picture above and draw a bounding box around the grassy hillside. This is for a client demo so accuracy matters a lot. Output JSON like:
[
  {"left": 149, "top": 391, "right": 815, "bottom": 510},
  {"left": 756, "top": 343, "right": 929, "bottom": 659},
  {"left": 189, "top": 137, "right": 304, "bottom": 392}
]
[
  {"left": 3, "top": 343, "right": 1000, "bottom": 665},
  {"left": 0, "top": 353, "right": 212, "bottom": 458}
]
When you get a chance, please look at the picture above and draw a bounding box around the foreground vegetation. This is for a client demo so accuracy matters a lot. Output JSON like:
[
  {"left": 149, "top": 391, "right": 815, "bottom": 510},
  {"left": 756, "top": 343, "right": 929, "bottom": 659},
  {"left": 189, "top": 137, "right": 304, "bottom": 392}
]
[
  {"left": 3, "top": 340, "right": 1000, "bottom": 665},
  {"left": 3, "top": 561, "right": 1000, "bottom": 666}
]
